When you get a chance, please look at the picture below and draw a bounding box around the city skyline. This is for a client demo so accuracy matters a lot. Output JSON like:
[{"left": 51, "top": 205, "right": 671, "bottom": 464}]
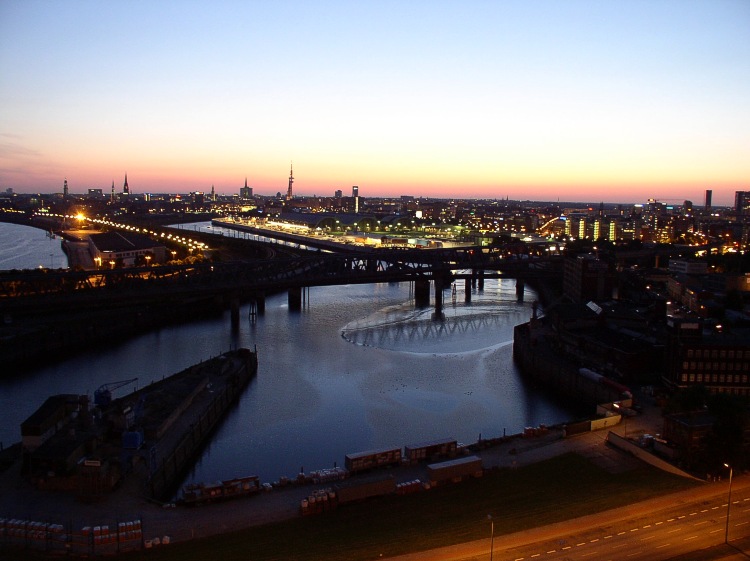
[{"left": 1, "top": 1, "right": 748, "bottom": 206}]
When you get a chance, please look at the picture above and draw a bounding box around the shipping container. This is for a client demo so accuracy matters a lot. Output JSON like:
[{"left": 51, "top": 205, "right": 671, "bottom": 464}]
[
  {"left": 404, "top": 438, "right": 457, "bottom": 463},
  {"left": 345, "top": 447, "right": 402, "bottom": 473},
  {"left": 335, "top": 474, "right": 396, "bottom": 504},
  {"left": 426, "top": 455, "right": 483, "bottom": 484}
]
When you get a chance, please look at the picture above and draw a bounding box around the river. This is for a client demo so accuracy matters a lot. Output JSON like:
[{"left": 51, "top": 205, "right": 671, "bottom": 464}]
[{"left": 0, "top": 221, "right": 575, "bottom": 493}]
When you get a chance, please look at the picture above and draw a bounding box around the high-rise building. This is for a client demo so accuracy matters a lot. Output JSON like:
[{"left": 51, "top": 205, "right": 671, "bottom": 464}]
[
  {"left": 735, "top": 191, "right": 750, "bottom": 217},
  {"left": 705, "top": 189, "right": 712, "bottom": 210},
  {"left": 63, "top": 178, "right": 68, "bottom": 198},
  {"left": 352, "top": 185, "right": 359, "bottom": 213},
  {"left": 352, "top": 186, "right": 359, "bottom": 197}
]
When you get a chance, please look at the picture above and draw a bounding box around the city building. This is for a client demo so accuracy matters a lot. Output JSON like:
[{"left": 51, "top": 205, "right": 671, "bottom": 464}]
[
  {"left": 240, "top": 179, "right": 253, "bottom": 199},
  {"left": 664, "top": 317, "right": 750, "bottom": 395},
  {"left": 563, "top": 254, "right": 615, "bottom": 303},
  {"left": 735, "top": 191, "right": 750, "bottom": 217},
  {"left": 88, "top": 231, "right": 167, "bottom": 267}
]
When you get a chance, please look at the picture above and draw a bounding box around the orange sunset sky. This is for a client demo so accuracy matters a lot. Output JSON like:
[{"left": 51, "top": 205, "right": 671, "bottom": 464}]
[{"left": 1, "top": 1, "right": 748, "bottom": 206}]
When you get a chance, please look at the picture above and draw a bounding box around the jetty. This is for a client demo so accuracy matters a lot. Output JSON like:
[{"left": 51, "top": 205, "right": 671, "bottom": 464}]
[{"left": 18, "top": 348, "right": 258, "bottom": 502}]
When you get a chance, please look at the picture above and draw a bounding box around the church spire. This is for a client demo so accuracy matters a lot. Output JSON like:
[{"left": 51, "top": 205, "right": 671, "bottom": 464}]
[{"left": 123, "top": 173, "right": 129, "bottom": 195}]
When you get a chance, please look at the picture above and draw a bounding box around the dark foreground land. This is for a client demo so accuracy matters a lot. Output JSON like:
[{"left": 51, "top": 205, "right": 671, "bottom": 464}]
[{"left": 5, "top": 453, "right": 700, "bottom": 561}]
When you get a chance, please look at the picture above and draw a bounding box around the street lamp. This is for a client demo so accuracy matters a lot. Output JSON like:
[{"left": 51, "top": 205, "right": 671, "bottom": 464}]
[
  {"left": 724, "top": 463, "right": 733, "bottom": 544},
  {"left": 487, "top": 515, "right": 494, "bottom": 561}
]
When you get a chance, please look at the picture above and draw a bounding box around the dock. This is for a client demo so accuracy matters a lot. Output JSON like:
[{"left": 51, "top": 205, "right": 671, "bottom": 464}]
[{"left": 19, "top": 348, "right": 258, "bottom": 502}]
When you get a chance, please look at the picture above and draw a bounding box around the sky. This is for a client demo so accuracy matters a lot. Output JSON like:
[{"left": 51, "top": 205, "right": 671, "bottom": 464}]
[{"left": 0, "top": 1, "right": 748, "bottom": 205}]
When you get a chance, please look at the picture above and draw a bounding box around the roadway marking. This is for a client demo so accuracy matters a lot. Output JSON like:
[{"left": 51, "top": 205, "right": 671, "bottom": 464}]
[
  {"left": 626, "top": 552, "right": 642, "bottom": 557},
  {"left": 546, "top": 550, "right": 556, "bottom": 554},
  {"left": 576, "top": 542, "right": 587, "bottom": 546},
  {"left": 700, "top": 509, "right": 708, "bottom": 513},
  {"left": 678, "top": 516, "right": 686, "bottom": 519},
  {"left": 689, "top": 512, "right": 698, "bottom": 516},
  {"left": 735, "top": 521, "right": 749, "bottom": 527},
  {"left": 667, "top": 518, "right": 675, "bottom": 522},
  {"left": 590, "top": 538, "right": 599, "bottom": 543},
  {"left": 643, "top": 524, "right": 652, "bottom": 528},
  {"left": 640, "top": 535, "right": 655, "bottom": 541},
  {"left": 743, "top": 498, "right": 750, "bottom": 502},
  {"left": 603, "top": 535, "right": 613, "bottom": 539},
  {"left": 617, "top": 531, "right": 626, "bottom": 535},
  {"left": 693, "top": 521, "right": 708, "bottom": 526},
  {"left": 710, "top": 529, "right": 723, "bottom": 534},
  {"left": 684, "top": 535, "right": 698, "bottom": 541},
  {"left": 712, "top": 506, "right": 720, "bottom": 510},
  {"left": 630, "top": 528, "right": 639, "bottom": 532},
  {"left": 656, "top": 543, "right": 671, "bottom": 548},
  {"left": 655, "top": 521, "right": 663, "bottom": 525},
  {"left": 667, "top": 529, "right": 681, "bottom": 534},
  {"left": 580, "top": 552, "right": 597, "bottom": 558},
  {"left": 611, "top": 543, "right": 627, "bottom": 549},
  {"left": 562, "top": 546, "right": 571, "bottom": 550},
  {"left": 530, "top": 554, "right": 540, "bottom": 558}
]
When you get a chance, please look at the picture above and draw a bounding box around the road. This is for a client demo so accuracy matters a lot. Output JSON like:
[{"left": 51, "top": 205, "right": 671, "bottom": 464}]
[{"left": 385, "top": 474, "right": 750, "bottom": 561}]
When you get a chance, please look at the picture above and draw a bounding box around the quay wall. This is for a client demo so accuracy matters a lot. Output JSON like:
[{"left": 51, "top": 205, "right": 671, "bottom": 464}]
[
  {"left": 148, "top": 349, "right": 258, "bottom": 501},
  {"left": 512, "top": 321, "right": 625, "bottom": 409}
]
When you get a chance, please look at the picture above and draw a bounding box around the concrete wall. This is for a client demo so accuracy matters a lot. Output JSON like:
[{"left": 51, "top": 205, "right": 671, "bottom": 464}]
[{"left": 606, "top": 432, "right": 700, "bottom": 480}]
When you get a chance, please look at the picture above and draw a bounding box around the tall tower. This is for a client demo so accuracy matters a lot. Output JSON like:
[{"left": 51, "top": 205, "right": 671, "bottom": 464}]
[
  {"left": 705, "top": 189, "right": 712, "bottom": 211},
  {"left": 63, "top": 178, "right": 68, "bottom": 198},
  {"left": 111, "top": 181, "right": 115, "bottom": 203},
  {"left": 123, "top": 173, "right": 130, "bottom": 195},
  {"left": 286, "top": 163, "right": 294, "bottom": 200},
  {"left": 211, "top": 184, "right": 216, "bottom": 202},
  {"left": 736, "top": 191, "right": 750, "bottom": 217}
]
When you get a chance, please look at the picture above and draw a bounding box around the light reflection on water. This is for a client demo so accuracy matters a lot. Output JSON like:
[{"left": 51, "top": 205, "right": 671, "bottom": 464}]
[{"left": 0, "top": 221, "right": 575, "bottom": 490}]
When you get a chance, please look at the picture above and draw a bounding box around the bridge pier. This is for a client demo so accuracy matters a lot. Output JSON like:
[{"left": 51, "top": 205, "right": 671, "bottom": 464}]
[
  {"left": 230, "top": 296, "right": 240, "bottom": 328},
  {"left": 255, "top": 294, "right": 266, "bottom": 315},
  {"left": 414, "top": 279, "right": 430, "bottom": 308},
  {"left": 432, "top": 277, "right": 444, "bottom": 321},
  {"left": 516, "top": 278, "right": 525, "bottom": 302},
  {"left": 464, "top": 278, "right": 471, "bottom": 302},
  {"left": 288, "top": 287, "right": 302, "bottom": 311},
  {"left": 478, "top": 270, "right": 485, "bottom": 291}
]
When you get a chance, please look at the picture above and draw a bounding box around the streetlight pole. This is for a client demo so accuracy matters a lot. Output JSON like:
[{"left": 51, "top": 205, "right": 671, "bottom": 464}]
[
  {"left": 487, "top": 514, "right": 494, "bottom": 561},
  {"left": 724, "top": 463, "right": 733, "bottom": 544},
  {"left": 613, "top": 403, "right": 627, "bottom": 437}
]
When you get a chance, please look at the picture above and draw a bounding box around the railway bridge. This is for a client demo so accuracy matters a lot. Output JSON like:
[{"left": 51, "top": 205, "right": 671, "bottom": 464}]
[{"left": 0, "top": 246, "right": 561, "bottom": 320}]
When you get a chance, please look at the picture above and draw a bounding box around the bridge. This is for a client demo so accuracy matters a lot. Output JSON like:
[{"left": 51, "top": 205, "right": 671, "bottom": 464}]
[{"left": 0, "top": 246, "right": 561, "bottom": 321}]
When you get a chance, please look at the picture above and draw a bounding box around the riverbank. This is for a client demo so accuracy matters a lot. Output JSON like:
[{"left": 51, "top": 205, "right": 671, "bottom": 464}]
[{"left": 0, "top": 384, "right": 672, "bottom": 558}]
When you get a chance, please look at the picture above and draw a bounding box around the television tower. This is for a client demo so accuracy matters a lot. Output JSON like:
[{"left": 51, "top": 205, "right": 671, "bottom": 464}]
[{"left": 286, "top": 163, "right": 294, "bottom": 200}]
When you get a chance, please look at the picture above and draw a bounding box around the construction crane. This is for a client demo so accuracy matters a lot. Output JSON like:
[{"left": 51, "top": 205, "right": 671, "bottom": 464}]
[{"left": 94, "top": 377, "right": 138, "bottom": 408}]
